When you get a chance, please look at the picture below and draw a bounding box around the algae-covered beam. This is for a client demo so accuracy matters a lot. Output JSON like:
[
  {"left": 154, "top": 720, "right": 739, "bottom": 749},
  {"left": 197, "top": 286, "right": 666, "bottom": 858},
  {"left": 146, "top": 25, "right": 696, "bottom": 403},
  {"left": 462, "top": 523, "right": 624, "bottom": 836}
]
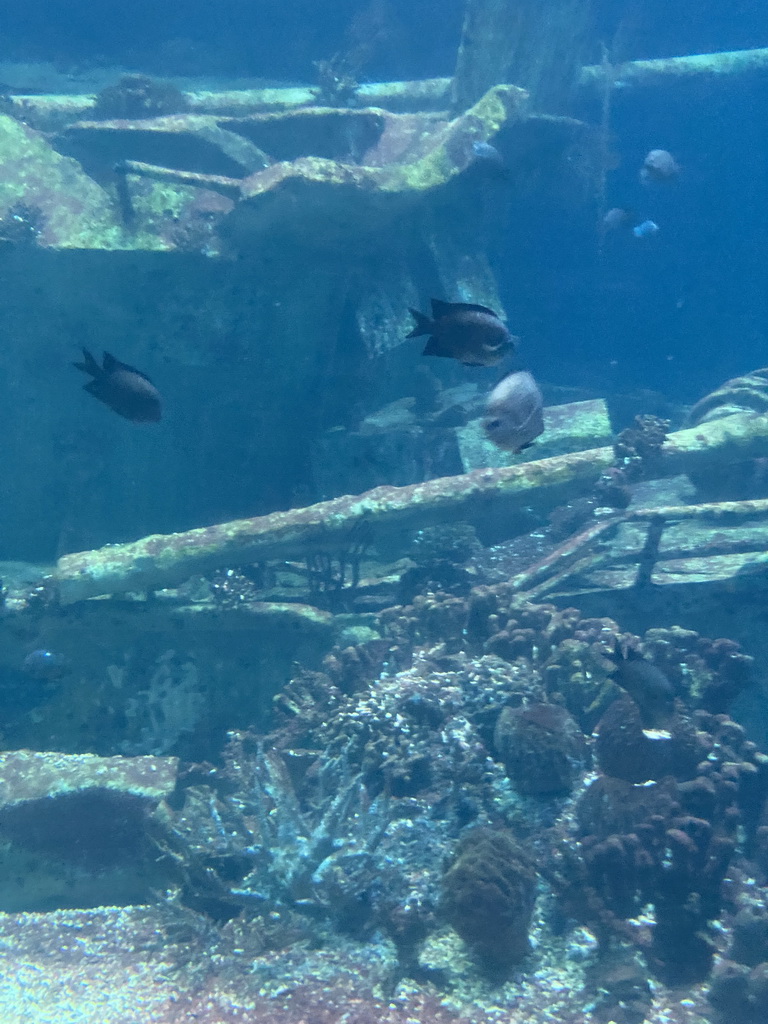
[
  {"left": 578, "top": 48, "right": 768, "bottom": 89},
  {"left": 8, "top": 48, "right": 768, "bottom": 130},
  {"left": 119, "top": 159, "right": 242, "bottom": 200},
  {"left": 5, "top": 79, "right": 455, "bottom": 131},
  {"left": 54, "top": 411, "right": 768, "bottom": 604},
  {"left": 57, "top": 446, "right": 614, "bottom": 604}
]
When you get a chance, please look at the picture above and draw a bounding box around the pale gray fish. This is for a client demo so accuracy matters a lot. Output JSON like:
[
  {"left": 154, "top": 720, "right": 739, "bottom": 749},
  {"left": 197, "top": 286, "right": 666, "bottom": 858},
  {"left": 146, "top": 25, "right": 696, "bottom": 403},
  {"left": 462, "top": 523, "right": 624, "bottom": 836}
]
[
  {"left": 640, "top": 149, "right": 680, "bottom": 184},
  {"left": 482, "top": 371, "right": 544, "bottom": 452}
]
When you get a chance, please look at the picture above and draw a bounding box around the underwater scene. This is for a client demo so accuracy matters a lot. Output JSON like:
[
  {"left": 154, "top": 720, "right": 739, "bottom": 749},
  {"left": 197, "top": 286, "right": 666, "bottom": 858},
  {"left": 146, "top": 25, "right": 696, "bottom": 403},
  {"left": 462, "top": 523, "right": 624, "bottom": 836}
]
[{"left": 2, "top": 0, "right": 768, "bottom": 1021}]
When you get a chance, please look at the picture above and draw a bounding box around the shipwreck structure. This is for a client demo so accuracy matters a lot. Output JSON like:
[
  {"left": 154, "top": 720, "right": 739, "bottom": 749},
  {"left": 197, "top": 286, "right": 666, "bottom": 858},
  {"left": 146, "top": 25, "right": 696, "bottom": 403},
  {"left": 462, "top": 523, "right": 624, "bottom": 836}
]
[{"left": 0, "top": 0, "right": 765, "bottom": 560}]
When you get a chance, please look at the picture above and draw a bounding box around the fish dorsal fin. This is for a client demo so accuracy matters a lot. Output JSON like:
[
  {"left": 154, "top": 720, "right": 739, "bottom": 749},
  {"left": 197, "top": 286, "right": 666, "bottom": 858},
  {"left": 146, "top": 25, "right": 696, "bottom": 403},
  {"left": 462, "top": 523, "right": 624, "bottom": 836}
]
[
  {"left": 431, "top": 298, "right": 500, "bottom": 320},
  {"left": 73, "top": 347, "right": 102, "bottom": 378},
  {"left": 102, "top": 351, "right": 154, "bottom": 384}
]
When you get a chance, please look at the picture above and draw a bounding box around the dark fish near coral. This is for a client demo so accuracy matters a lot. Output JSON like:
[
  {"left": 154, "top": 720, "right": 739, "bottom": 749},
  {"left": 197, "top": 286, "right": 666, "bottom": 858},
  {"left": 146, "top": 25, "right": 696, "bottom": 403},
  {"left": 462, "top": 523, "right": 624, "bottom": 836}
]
[
  {"left": 640, "top": 148, "right": 680, "bottom": 184},
  {"left": 483, "top": 371, "right": 544, "bottom": 452},
  {"left": 22, "top": 649, "right": 71, "bottom": 681},
  {"left": 471, "top": 141, "right": 510, "bottom": 179},
  {"left": 73, "top": 349, "right": 162, "bottom": 422},
  {"left": 610, "top": 645, "right": 675, "bottom": 729},
  {"left": 407, "top": 299, "right": 516, "bottom": 367}
]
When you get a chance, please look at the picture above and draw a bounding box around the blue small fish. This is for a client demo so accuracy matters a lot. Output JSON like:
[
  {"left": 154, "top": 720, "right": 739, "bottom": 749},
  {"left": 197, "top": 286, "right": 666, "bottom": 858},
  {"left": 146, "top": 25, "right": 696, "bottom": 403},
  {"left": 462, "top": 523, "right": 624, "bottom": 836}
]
[
  {"left": 633, "top": 219, "right": 659, "bottom": 239},
  {"left": 22, "top": 649, "right": 71, "bottom": 680}
]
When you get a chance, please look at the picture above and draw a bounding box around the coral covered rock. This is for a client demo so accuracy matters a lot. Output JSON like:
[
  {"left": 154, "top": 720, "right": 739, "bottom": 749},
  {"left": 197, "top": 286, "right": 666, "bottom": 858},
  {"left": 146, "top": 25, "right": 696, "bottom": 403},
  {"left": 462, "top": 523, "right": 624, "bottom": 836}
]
[
  {"left": 92, "top": 75, "right": 190, "bottom": 120},
  {"left": 441, "top": 828, "right": 536, "bottom": 976},
  {"left": 493, "top": 702, "right": 587, "bottom": 795}
]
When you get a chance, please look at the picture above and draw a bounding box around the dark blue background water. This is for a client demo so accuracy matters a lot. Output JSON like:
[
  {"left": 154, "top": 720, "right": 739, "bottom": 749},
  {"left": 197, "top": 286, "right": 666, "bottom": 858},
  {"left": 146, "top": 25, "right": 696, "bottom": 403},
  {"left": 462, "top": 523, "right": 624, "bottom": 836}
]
[
  {"left": 4, "top": 1, "right": 768, "bottom": 79},
  {"left": 3, "top": 0, "right": 768, "bottom": 413},
  {"left": 491, "top": 70, "right": 768, "bottom": 407}
]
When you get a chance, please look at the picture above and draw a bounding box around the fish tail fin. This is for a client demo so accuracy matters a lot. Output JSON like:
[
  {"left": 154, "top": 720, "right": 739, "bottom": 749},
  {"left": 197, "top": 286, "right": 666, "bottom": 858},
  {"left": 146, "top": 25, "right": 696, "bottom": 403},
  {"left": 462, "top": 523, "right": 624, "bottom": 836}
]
[
  {"left": 406, "top": 309, "right": 433, "bottom": 338},
  {"left": 72, "top": 347, "right": 101, "bottom": 378}
]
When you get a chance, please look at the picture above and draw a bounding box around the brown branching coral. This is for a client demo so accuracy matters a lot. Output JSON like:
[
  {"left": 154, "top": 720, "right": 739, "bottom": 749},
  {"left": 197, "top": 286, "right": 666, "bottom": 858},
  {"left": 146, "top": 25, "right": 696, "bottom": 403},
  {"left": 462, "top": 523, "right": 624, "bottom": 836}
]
[
  {"left": 556, "top": 702, "right": 768, "bottom": 984},
  {"left": 312, "top": 55, "right": 361, "bottom": 107}
]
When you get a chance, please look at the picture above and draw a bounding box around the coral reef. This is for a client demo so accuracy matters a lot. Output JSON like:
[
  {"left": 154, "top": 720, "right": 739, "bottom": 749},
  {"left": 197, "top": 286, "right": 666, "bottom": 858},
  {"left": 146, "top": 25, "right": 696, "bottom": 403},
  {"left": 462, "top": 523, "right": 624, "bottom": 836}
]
[
  {"left": 589, "top": 958, "right": 653, "bottom": 1024},
  {"left": 564, "top": 701, "right": 768, "bottom": 984},
  {"left": 708, "top": 883, "right": 768, "bottom": 1022},
  {"left": 7, "top": 497, "right": 768, "bottom": 1014},
  {"left": 140, "top": 568, "right": 768, "bottom": 1004}
]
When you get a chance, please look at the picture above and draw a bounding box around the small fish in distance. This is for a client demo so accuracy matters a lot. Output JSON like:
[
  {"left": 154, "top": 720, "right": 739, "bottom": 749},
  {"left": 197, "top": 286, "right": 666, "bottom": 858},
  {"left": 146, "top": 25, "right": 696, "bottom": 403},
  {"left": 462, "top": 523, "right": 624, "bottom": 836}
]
[
  {"left": 602, "top": 207, "right": 634, "bottom": 232},
  {"left": 482, "top": 370, "right": 544, "bottom": 452},
  {"left": 633, "top": 219, "right": 659, "bottom": 239},
  {"left": 640, "top": 148, "right": 680, "bottom": 185},
  {"left": 73, "top": 349, "right": 162, "bottom": 422},
  {"left": 407, "top": 299, "right": 516, "bottom": 367}
]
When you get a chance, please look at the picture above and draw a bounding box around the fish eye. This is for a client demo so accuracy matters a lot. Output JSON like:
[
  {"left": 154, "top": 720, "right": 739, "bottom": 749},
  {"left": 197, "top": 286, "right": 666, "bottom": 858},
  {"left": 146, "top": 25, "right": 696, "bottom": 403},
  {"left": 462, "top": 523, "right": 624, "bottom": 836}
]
[{"left": 485, "top": 419, "right": 501, "bottom": 431}]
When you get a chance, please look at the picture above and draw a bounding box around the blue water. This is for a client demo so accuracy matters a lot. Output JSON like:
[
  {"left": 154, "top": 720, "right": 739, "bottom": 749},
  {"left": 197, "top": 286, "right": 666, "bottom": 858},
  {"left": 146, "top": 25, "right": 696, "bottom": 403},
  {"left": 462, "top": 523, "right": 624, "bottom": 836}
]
[{"left": 1, "top": 3, "right": 768, "bottom": 1022}]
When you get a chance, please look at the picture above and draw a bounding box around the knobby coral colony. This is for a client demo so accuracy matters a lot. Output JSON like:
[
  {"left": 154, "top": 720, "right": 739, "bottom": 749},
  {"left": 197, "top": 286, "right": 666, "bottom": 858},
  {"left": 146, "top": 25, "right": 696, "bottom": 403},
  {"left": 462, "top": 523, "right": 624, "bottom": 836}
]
[
  {"left": 92, "top": 74, "right": 190, "bottom": 120},
  {"left": 157, "top": 553, "right": 768, "bottom": 1003}
]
